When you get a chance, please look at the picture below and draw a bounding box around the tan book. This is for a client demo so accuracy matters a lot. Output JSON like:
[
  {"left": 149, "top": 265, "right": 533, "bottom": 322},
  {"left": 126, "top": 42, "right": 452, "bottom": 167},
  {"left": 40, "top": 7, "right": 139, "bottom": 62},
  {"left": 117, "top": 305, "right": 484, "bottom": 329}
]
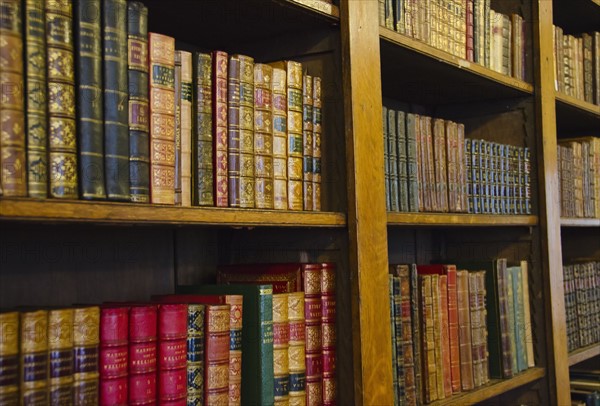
[
  {"left": 48, "top": 308, "right": 74, "bottom": 403},
  {"left": 272, "top": 67, "right": 289, "bottom": 210},
  {"left": 73, "top": 306, "right": 100, "bottom": 406},
  {"left": 419, "top": 274, "right": 438, "bottom": 402},
  {"left": 21, "top": 310, "right": 49, "bottom": 404},
  {"left": 179, "top": 51, "right": 193, "bottom": 206},
  {"left": 240, "top": 55, "right": 256, "bottom": 208},
  {"left": 288, "top": 292, "right": 306, "bottom": 406},
  {"left": 0, "top": 312, "right": 19, "bottom": 404},
  {"left": 273, "top": 293, "right": 290, "bottom": 405}
]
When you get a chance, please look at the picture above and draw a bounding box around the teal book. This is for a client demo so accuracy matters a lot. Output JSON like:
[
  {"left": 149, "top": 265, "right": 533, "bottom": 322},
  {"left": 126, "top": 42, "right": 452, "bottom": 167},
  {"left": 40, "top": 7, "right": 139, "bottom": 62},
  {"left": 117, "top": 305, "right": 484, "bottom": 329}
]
[
  {"left": 389, "top": 274, "right": 399, "bottom": 405},
  {"left": 176, "top": 284, "right": 274, "bottom": 406},
  {"left": 506, "top": 269, "right": 518, "bottom": 375},
  {"left": 509, "top": 266, "right": 527, "bottom": 372}
]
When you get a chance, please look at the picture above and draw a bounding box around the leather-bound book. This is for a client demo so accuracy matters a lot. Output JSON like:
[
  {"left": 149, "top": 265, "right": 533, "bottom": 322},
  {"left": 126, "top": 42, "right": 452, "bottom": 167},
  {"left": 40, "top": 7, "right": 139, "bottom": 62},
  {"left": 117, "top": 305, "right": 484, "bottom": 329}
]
[
  {"left": 594, "top": 32, "right": 600, "bottom": 106},
  {"left": 389, "top": 275, "right": 399, "bottom": 406},
  {"left": 439, "top": 276, "right": 452, "bottom": 397},
  {"left": 321, "top": 263, "right": 336, "bottom": 406},
  {"left": 466, "top": 0, "right": 474, "bottom": 61},
  {"left": 444, "top": 121, "right": 456, "bottom": 213},
  {"left": 433, "top": 118, "right": 448, "bottom": 212},
  {"left": 456, "top": 270, "right": 474, "bottom": 391},
  {"left": 418, "top": 274, "right": 437, "bottom": 403},
  {"left": 75, "top": 0, "right": 104, "bottom": 200},
  {"left": 384, "top": 107, "right": 390, "bottom": 211},
  {"left": 238, "top": 55, "right": 255, "bottom": 208},
  {"left": 509, "top": 266, "right": 527, "bottom": 373},
  {"left": 303, "top": 264, "right": 323, "bottom": 406},
  {"left": 204, "top": 303, "right": 231, "bottom": 405},
  {"left": 272, "top": 67, "right": 288, "bottom": 210},
  {"left": 195, "top": 52, "right": 214, "bottom": 206},
  {"left": 506, "top": 266, "right": 518, "bottom": 376},
  {"left": 73, "top": 306, "right": 100, "bottom": 406},
  {"left": 175, "top": 52, "right": 182, "bottom": 205},
  {"left": 302, "top": 74, "right": 314, "bottom": 211},
  {"left": 103, "top": 0, "right": 129, "bottom": 200},
  {"left": 46, "top": 0, "right": 79, "bottom": 198},
  {"left": 409, "top": 264, "right": 423, "bottom": 404},
  {"left": 217, "top": 263, "right": 303, "bottom": 294},
  {"left": 127, "top": 1, "right": 150, "bottom": 203},
  {"left": 48, "top": 308, "right": 74, "bottom": 404},
  {"left": 273, "top": 293, "right": 290, "bottom": 405},
  {"left": 0, "top": 0, "right": 26, "bottom": 197},
  {"left": 269, "top": 61, "right": 304, "bottom": 210},
  {"left": 255, "top": 63, "right": 274, "bottom": 209},
  {"left": 476, "top": 271, "right": 489, "bottom": 384},
  {"left": 397, "top": 111, "right": 409, "bottom": 212},
  {"left": 148, "top": 33, "right": 176, "bottom": 204},
  {"left": 128, "top": 305, "right": 157, "bottom": 405},
  {"left": 520, "top": 260, "right": 535, "bottom": 368},
  {"left": 212, "top": 50, "right": 229, "bottom": 207},
  {"left": 21, "top": 309, "right": 49, "bottom": 404},
  {"left": 178, "top": 51, "right": 193, "bottom": 207},
  {"left": 157, "top": 304, "right": 187, "bottom": 404},
  {"left": 391, "top": 275, "right": 402, "bottom": 403},
  {"left": 25, "top": 0, "right": 49, "bottom": 198},
  {"left": 468, "top": 271, "right": 484, "bottom": 387},
  {"left": 406, "top": 114, "right": 419, "bottom": 212},
  {"left": 227, "top": 55, "right": 241, "bottom": 207},
  {"left": 388, "top": 108, "right": 399, "bottom": 212},
  {"left": 425, "top": 116, "right": 437, "bottom": 211},
  {"left": 0, "top": 311, "right": 19, "bottom": 405},
  {"left": 288, "top": 292, "right": 307, "bottom": 406},
  {"left": 431, "top": 274, "right": 444, "bottom": 400},
  {"left": 99, "top": 306, "right": 129, "bottom": 406},
  {"left": 312, "top": 76, "right": 322, "bottom": 211},
  {"left": 465, "top": 138, "right": 473, "bottom": 213}
]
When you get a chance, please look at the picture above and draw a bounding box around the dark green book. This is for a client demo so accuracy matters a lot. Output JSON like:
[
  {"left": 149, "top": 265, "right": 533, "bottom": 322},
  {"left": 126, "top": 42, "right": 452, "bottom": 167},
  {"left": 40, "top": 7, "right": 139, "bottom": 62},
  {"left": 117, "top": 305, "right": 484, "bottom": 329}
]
[
  {"left": 177, "top": 284, "right": 274, "bottom": 406},
  {"left": 509, "top": 265, "right": 527, "bottom": 372}
]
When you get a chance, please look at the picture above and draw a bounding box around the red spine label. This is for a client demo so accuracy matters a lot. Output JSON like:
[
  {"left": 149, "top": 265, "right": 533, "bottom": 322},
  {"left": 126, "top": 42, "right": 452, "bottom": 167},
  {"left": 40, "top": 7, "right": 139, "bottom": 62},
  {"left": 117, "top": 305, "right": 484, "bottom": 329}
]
[
  {"left": 129, "top": 341, "right": 157, "bottom": 373},
  {"left": 158, "top": 339, "right": 187, "bottom": 370},
  {"left": 100, "top": 347, "right": 128, "bottom": 378}
]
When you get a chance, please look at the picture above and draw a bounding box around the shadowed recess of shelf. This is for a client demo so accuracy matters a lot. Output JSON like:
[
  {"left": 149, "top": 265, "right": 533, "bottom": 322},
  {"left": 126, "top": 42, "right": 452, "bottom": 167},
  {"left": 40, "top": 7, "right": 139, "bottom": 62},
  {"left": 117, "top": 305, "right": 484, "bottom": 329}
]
[
  {"left": 379, "top": 27, "right": 533, "bottom": 106},
  {"left": 0, "top": 199, "right": 346, "bottom": 227},
  {"left": 555, "top": 92, "right": 600, "bottom": 136},
  {"left": 553, "top": 0, "right": 600, "bottom": 34},
  {"left": 560, "top": 217, "right": 600, "bottom": 227},
  {"left": 569, "top": 344, "right": 600, "bottom": 366},
  {"left": 429, "top": 367, "right": 546, "bottom": 406},
  {"left": 387, "top": 212, "right": 538, "bottom": 226}
]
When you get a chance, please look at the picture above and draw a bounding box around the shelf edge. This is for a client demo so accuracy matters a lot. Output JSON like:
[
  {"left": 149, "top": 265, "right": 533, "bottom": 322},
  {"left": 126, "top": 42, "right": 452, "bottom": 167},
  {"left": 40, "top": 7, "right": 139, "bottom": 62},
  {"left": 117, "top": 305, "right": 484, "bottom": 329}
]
[
  {"left": 387, "top": 212, "right": 538, "bottom": 226},
  {"left": 555, "top": 91, "right": 600, "bottom": 117},
  {"left": 568, "top": 344, "right": 600, "bottom": 367},
  {"left": 560, "top": 218, "right": 600, "bottom": 227}
]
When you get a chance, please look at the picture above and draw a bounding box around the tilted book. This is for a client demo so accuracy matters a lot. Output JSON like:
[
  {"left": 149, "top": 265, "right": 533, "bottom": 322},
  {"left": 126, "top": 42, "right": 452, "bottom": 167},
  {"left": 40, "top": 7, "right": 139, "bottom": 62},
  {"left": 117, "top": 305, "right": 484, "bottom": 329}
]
[
  {"left": 48, "top": 308, "right": 75, "bottom": 404},
  {"left": 195, "top": 52, "right": 214, "bottom": 206},
  {"left": 73, "top": 306, "right": 100, "bottom": 406},
  {"left": 0, "top": 312, "right": 19, "bottom": 404},
  {"left": 255, "top": 64, "right": 274, "bottom": 209}
]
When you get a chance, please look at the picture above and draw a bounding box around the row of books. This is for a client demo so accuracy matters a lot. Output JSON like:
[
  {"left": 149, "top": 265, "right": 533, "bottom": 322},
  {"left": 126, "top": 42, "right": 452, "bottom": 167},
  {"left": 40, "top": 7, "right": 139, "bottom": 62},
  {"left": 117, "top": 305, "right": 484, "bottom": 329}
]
[
  {"left": 571, "top": 369, "right": 600, "bottom": 406},
  {"left": 558, "top": 137, "right": 600, "bottom": 219},
  {"left": 0, "top": 262, "right": 336, "bottom": 406},
  {"left": 383, "top": 107, "right": 531, "bottom": 215},
  {"left": 388, "top": 260, "right": 535, "bottom": 405},
  {"left": 553, "top": 28, "right": 600, "bottom": 106},
  {"left": 563, "top": 260, "right": 600, "bottom": 353},
  {"left": 379, "top": 0, "right": 527, "bottom": 80},
  {"left": 0, "top": 0, "right": 323, "bottom": 211}
]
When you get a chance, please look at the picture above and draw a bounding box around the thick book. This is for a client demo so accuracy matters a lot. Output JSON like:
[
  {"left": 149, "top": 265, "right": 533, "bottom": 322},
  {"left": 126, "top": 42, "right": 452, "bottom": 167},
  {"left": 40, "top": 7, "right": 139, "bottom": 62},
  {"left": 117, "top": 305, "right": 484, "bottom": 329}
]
[
  {"left": 46, "top": 0, "right": 78, "bottom": 198},
  {"left": 288, "top": 292, "right": 307, "bottom": 406},
  {"left": 272, "top": 67, "right": 288, "bottom": 210},
  {"left": 21, "top": 309, "right": 49, "bottom": 404},
  {"left": 303, "top": 263, "right": 323, "bottom": 406},
  {"left": 178, "top": 51, "right": 193, "bottom": 207},
  {"left": 177, "top": 284, "right": 275, "bottom": 406},
  {"left": 217, "top": 263, "right": 303, "bottom": 293},
  {"left": 157, "top": 304, "right": 187, "bottom": 404},
  {"left": 103, "top": 0, "right": 129, "bottom": 200},
  {"left": 73, "top": 306, "right": 100, "bottom": 406},
  {"left": 509, "top": 265, "right": 528, "bottom": 373},
  {"left": 456, "top": 270, "right": 474, "bottom": 391},
  {"left": 0, "top": 311, "right": 19, "bottom": 405},
  {"left": 302, "top": 74, "right": 314, "bottom": 211},
  {"left": 273, "top": 293, "right": 290, "bottom": 405},
  {"left": 149, "top": 33, "right": 176, "bottom": 204},
  {"left": 312, "top": 77, "right": 322, "bottom": 211},
  {"left": 99, "top": 306, "right": 129, "bottom": 405},
  {"left": 25, "top": 0, "right": 49, "bottom": 198},
  {"left": 418, "top": 274, "right": 437, "bottom": 403},
  {"left": 321, "top": 263, "right": 336, "bottom": 406},
  {"left": 127, "top": 2, "right": 150, "bottom": 203},
  {"left": 213, "top": 50, "right": 229, "bottom": 207},
  {"left": 48, "top": 308, "right": 74, "bottom": 404},
  {"left": 255, "top": 64, "right": 274, "bottom": 209},
  {"left": 195, "top": 52, "right": 214, "bottom": 206},
  {"left": 127, "top": 305, "right": 157, "bottom": 405}
]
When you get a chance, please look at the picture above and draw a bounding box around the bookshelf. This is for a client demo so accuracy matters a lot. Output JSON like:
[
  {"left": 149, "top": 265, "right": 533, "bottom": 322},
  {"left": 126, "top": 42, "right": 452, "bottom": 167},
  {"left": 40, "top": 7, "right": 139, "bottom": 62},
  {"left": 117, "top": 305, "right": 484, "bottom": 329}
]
[{"left": 569, "top": 344, "right": 600, "bottom": 367}]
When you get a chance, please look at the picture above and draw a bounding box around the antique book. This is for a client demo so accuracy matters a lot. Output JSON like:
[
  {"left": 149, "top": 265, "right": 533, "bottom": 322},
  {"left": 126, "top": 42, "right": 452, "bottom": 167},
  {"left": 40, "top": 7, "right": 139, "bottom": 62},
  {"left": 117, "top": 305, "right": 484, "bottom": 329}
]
[
  {"left": 406, "top": 113, "right": 419, "bottom": 212},
  {"left": 594, "top": 32, "right": 600, "bottom": 106},
  {"left": 456, "top": 270, "right": 474, "bottom": 391},
  {"left": 195, "top": 52, "right": 214, "bottom": 206},
  {"left": 466, "top": 0, "right": 474, "bottom": 61},
  {"left": 389, "top": 275, "right": 399, "bottom": 406},
  {"left": 148, "top": 33, "right": 176, "bottom": 204},
  {"left": 384, "top": 107, "right": 391, "bottom": 211},
  {"left": 203, "top": 304, "right": 231, "bottom": 405},
  {"left": 103, "top": 0, "right": 129, "bottom": 200},
  {"left": 321, "top": 263, "right": 336, "bottom": 406},
  {"left": 240, "top": 55, "right": 256, "bottom": 208},
  {"left": 174, "top": 51, "right": 182, "bottom": 206},
  {"left": 439, "top": 275, "right": 452, "bottom": 397},
  {"left": 48, "top": 308, "right": 74, "bottom": 404},
  {"left": 178, "top": 284, "right": 275, "bottom": 406},
  {"left": 99, "top": 306, "right": 129, "bottom": 405},
  {"left": 127, "top": 1, "right": 150, "bottom": 203},
  {"left": 433, "top": 118, "right": 449, "bottom": 212},
  {"left": 418, "top": 274, "right": 437, "bottom": 403},
  {"left": 303, "top": 264, "right": 323, "bottom": 406},
  {"left": 25, "top": 0, "right": 49, "bottom": 198},
  {"left": 445, "top": 121, "right": 457, "bottom": 213},
  {"left": 0, "top": 312, "right": 19, "bottom": 405},
  {"left": 128, "top": 305, "right": 157, "bottom": 405},
  {"left": 73, "top": 306, "right": 100, "bottom": 406},
  {"left": 468, "top": 271, "right": 484, "bottom": 387},
  {"left": 475, "top": 270, "right": 489, "bottom": 384},
  {"left": 157, "top": 304, "right": 187, "bottom": 404},
  {"left": 303, "top": 75, "right": 314, "bottom": 211},
  {"left": 397, "top": 111, "right": 409, "bottom": 212},
  {"left": 431, "top": 274, "right": 445, "bottom": 400},
  {"left": 509, "top": 265, "right": 527, "bottom": 373},
  {"left": 312, "top": 77, "right": 322, "bottom": 211},
  {"left": 186, "top": 303, "right": 205, "bottom": 405},
  {"left": 227, "top": 54, "right": 242, "bottom": 207},
  {"left": 272, "top": 67, "right": 288, "bottom": 210},
  {"left": 409, "top": 264, "right": 423, "bottom": 403},
  {"left": 392, "top": 275, "right": 404, "bottom": 402},
  {"left": 273, "top": 293, "right": 290, "bottom": 405},
  {"left": 217, "top": 263, "right": 303, "bottom": 293},
  {"left": 21, "top": 309, "right": 49, "bottom": 404},
  {"left": 506, "top": 266, "right": 519, "bottom": 377},
  {"left": 213, "top": 50, "right": 229, "bottom": 207},
  {"left": 46, "top": 0, "right": 78, "bottom": 198},
  {"left": 388, "top": 109, "right": 399, "bottom": 212},
  {"left": 423, "top": 116, "right": 436, "bottom": 211},
  {"left": 179, "top": 50, "right": 193, "bottom": 207},
  {"left": 255, "top": 64, "right": 274, "bottom": 209},
  {"left": 288, "top": 292, "right": 307, "bottom": 406}
]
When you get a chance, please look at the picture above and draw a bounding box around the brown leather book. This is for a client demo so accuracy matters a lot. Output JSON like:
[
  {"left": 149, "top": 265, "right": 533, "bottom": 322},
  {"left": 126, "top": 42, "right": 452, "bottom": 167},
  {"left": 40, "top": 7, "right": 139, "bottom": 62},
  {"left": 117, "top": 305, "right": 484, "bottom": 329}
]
[
  {"left": 213, "top": 50, "right": 229, "bottom": 207},
  {"left": 303, "top": 264, "right": 323, "bottom": 406},
  {"left": 457, "top": 123, "right": 468, "bottom": 213},
  {"left": 433, "top": 118, "right": 449, "bottom": 212},
  {"left": 439, "top": 275, "right": 452, "bottom": 397},
  {"left": 73, "top": 306, "right": 100, "bottom": 406},
  {"left": 288, "top": 292, "right": 306, "bottom": 405},
  {"left": 312, "top": 77, "right": 322, "bottom": 211},
  {"left": 431, "top": 274, "right": 445, "bottom": 400},
  {"left": 457, "top": 270, "right": 474, "bottom": 390},
  {"left": 195, "top": 52, "right": 214, "bottom": 206},
  {"left": 0, "top": 312, "right": 19, "bottom": 404},
  {"left": 273, "top": 293, "right": 290, "bottom": 405},
  {"left": 272, "top": 67, "right": 288, "bottom": 210},
  {"left": 255, "top": 63, "right": 274, "bottom": 209},
  {"left": 468, "top": 271, "right": 484, "bottom": 387},
  {"left": 48, "top": 308, "right": 75, "bottom": 404},
  {"left": 302, "top": 74, "right": 314, "bottom": 211},
  {"left": 21, "top": 310, "right": 49, "bottom": 404},
  {"left": 418, "top": 274, "right": 437, "bottom": 403}
]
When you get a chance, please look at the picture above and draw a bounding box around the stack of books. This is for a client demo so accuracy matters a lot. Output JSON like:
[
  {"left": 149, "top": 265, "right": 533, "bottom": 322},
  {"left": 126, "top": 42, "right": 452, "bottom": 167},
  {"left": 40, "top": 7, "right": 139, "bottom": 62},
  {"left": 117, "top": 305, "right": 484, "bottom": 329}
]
[
  {"left": 570, "top": 369, "right": 600, "bottom": 406},
  {"left": 388, "top": 259, "right": 535, "bottom": 404},
  {"left": 0, "top": 0, "right": 323, "bottom": 211}
]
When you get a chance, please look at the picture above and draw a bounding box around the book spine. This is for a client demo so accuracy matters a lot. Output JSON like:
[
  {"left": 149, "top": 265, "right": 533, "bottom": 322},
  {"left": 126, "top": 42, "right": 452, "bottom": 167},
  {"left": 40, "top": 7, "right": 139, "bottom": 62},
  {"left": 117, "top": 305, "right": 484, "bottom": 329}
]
[
  {"left": 397, "top": 266, "right": 416, "bottom": 406},
  {"left": 439, "top": 275, "right": 452, "bottom": 397},
  {"left": 226, "top": 296, "right": 243, "bottom": 406},
  {"left": 397, "top": 111, "right": 409, "bottom": 212},
  {"left": 0, "top": 312, "right": 19, "bottom": 405},
  {"left": 406, "top": 114, "right": 419, "bottom": 212},
  {"left": 286, "top": 61, "right": 304, "bottom": 210},
  {"left": 46, "top": 0, "right": 78, "bottom": 198},
  {"left": 212, "top": 50, "right": 229, "bottom": 206},
  {"left": 127, "top": 1, "right": 150, "bottom": 203},
  {"left": 128, "top": 305, "right": 157, "bottom": 405},
  {"left": 272, "top": 67, "right": 288, "bottom": 210},
  {"left": 303, "top": 264, "right": 323, "bottom": 405},
  {"left": 186, "top": 304, "right": 205, "bottom": 405},
  {"left": 260, "top": 287, "right": 275, "bottom": 406},
  {"left": 457, "top": 270, "right": 474, "bottom": 390},
  {"left": 205, "top": 304, "right": 231, "bottom": 405},
  {"left": 388, "top": 109, "right": 399, "bottom": 212},
  {"left": 410, "top": 264, "right": 423, "bottom": 404},
  {"left": 435, "top": 119, "right": 449, "bottom": 212},
  {"left": 179, "top": 51, "right": 193, "bottom": 207},
  {"left": 73, "top": 307, "right": 100, "bottom": 406},
  {"left": 497, "top": 262, "right": 513, "bottom": 379},
  {"left": 444, "top": 121, "right": 455, "bottom": 212},
  {"left": 288, "top": 292, "right": 306, "bottom": 406},
  {"left": 25, "top": 0, "right": 48, "bottom": 198},
  {"left": 312, "top": 77, "right": 322, "bottom": 211},
  {"left": 255, "top": 63, "right": 274, "bottom": 209},
  {"left": 239, "top": 55, "right": 255, "bottom": 208},
  {"left": 273, "top": 293, "right": 290, "bottom": 405},
  {"left": 594, "top": 32, "right": 600, "bottom": 106},
  {"left": 158, "top": 304, "right": 187, "bottom": 404},
  {"left": 99, "top": 307, "right": 129, "bottom": 406},
  {"left": 174, "top": 51, "right": 182, "bottom": 206},
  {"left": 419, "top": 274, "right": 437, "bottom": 403},
  {"left": 444, "top": 266, "right": 461, "bottom": 393},
  {"left": 227, "top": 55, "right": 241, "bottom": 208},
  {"left": 512, "top": 266, "right": 527, "bottom": 373},
  {"left": 468, "top": 272, "right": 483, "bottom": 387},
  {"left": 384, "top": 107, "right": 390, "bottom": 211},
  {"left": 149, "top": 33, "right": 176, "bottom": 204},
  {"left": 302, "top": 75, "right": 314, "bottom": 211},
  {"left": 103, "top": 0, "right": 129, "bottom": 200},
  {"left": 431, "top": 274, "right": 444, "bottom": 400},
  {"left": 506, "top": 267, "right": 518, "bottom": 377},
  {"left": 48, "top": 309, "right": 74, "bottom": 405},
  {"left": 321, "top": 263, "right": 336, "bottom": 406},
  {"left": 195, "top": 52, "right": 214, "bottom": 206},
  {"left": 21, "top": 310, "right": 49, "bottom": 404},
  {"left": 389, "top": 275, "right": 399, "bottom": 406},
  {"left": 393, "top": 275, "right": 404, "bottom": 402}
]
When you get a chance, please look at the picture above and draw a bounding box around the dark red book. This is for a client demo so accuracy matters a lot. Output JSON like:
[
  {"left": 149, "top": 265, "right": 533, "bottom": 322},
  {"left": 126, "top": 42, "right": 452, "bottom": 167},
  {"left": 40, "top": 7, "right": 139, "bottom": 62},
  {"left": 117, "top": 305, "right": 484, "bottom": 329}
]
[
  {"left": 204, "top": 303, "right": 231, "bottom": 404},
  {"left": 321, "top": 263, "right": 336, "bottom": 406},
  {"left": 128, "top": 305, "right": 157, "bottom": 406},
  {"left": 99, "top": 306, "right": 129, "bottom": 406},
  {"left": 158, "top": 304, "right": 187, "bottom": 404},
  {"left": 303, "top": 263, "right": 323, "bottom": 406}
]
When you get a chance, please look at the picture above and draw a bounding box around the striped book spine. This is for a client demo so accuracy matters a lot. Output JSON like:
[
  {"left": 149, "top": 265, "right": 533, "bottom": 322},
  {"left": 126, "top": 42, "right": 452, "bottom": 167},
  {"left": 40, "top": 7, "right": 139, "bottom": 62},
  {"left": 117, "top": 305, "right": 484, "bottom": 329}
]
[
  {"left": 186, "top": 304, "right": 205, "bottom": 405},
  {"left": 227, "top": 54, "right": 241, "bottom": 208}
]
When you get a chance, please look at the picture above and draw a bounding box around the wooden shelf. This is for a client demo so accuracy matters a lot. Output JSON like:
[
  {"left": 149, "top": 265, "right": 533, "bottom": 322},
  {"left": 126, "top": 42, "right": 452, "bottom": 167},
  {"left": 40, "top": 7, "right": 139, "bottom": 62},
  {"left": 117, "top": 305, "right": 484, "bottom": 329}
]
[
  {"left": 430, "top": 368, "right": 546, "bottom": 406},
  {"left": 0, "top": 198, "right": 346, "bottom": 228},
  {"left": 387, "top": 212, "right": 538, "bottom": 227},
  {"left": 569, "top": 344, "right": 600, "bottom": 366},
  {"left": 556, "top": 92, "right": 600, "bottom": 117},
  {"left": 560, "top": 218, "right": 600, "bottom": 227},
  {"left": 555, "top": 92, "right": 600, "bottom": 135},
  {"left": 379, "top": 27, "right": 533, "bottom": 105}
]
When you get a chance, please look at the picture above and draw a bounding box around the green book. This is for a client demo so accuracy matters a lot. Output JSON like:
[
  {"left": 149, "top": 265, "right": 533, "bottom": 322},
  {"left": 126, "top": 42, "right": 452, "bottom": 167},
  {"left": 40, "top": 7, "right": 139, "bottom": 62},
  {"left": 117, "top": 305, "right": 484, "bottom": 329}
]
[
  {"left": 506, "top": 269, "right": 518, "bottom": 375},
  {"left": 509, "top": 265, "right": 527, "bottom": 372},
  {"left": 177, "top": 284, "right": 274, "bottom": 406}
]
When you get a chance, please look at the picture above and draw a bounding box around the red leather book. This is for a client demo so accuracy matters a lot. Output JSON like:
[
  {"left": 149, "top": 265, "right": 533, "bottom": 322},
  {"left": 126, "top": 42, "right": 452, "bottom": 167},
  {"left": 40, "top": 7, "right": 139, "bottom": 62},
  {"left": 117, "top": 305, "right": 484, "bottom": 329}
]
[
  {"left": 321, "top": 263, "right": 336, "bottom": 406},
  {"left": 439, "top": 276, "right": 452, "bottom": 397},
  {"left": 158, "top": 304, "right": 187, "bottom": 404},
  {"left": 204, "top": 304, "right": 231, "bottom": 405},
  {"left": 303, "top": 263, "right": 323, "bottom": 406},
  {"left": 212, "top": 50, "right": 229, "bottom": 206},
  {"left": 100, "top": 306, "right": 129, "bottom": 406},
  {"left": 217, "top": 263, "right": 303, "bottom": 294},
  {"left": 128, "top": 305, "right": 157, "bottom": 405}
]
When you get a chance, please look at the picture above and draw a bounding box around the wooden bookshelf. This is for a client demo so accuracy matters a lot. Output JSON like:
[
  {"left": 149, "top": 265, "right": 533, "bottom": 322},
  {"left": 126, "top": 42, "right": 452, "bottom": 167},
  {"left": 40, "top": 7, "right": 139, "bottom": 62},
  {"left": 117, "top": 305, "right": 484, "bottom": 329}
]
[
  {"left": 555, "top": 92, "right": 600, "bottom": 117},
  {"left": 560, "top": 218, "right": 600, "bottom": 227},
  {"left": 569, "top": 344, "right": 600, "bottom": 366},
  {"left": 429, "top": 368, "right": 546, "bottom": 406},
  {"left": 286, "top": 0, "right": 340, "bottom": 18},
  {"left": 387, "top": 213, "right": 538, "bottom": 227}
]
